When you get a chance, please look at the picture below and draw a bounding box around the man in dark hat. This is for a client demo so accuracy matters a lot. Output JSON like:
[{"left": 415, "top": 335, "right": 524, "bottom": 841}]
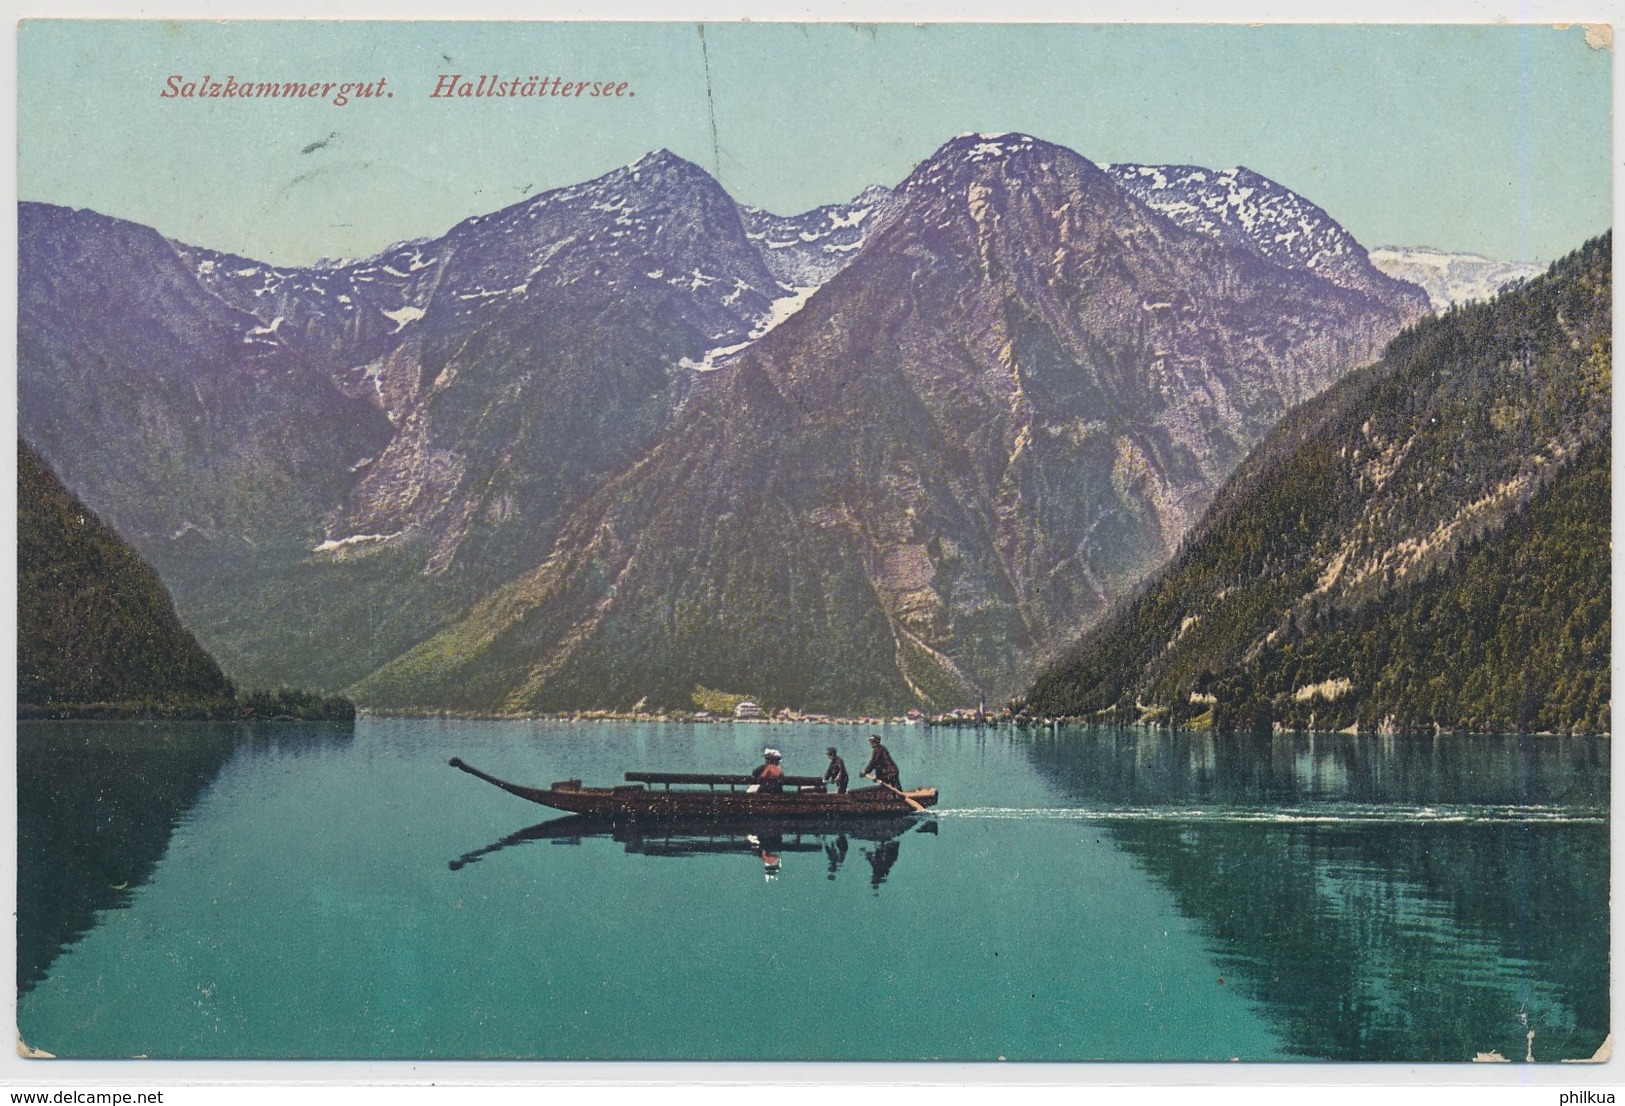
[
  {"left": 824, "top": 746, "right": 849, "bottom": 795},
  {"left": 860, "top": 734, "right": 901, "bottom": 791}
]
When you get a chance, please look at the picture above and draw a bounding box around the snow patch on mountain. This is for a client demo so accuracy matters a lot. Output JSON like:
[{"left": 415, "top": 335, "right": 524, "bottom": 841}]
[
  {"left": 382, "top": 305, "right": 425, "bottom": 331},
  {"left": 313, "top": 531, "right": 402, "bottom": 555},
  {"left": 678, "top": 339, "right": 755, "bottom": 373},
  {"left": 963, "top": 133, "right": 1039, "bottom": 162},
  {"left": 243, "top": 316, "right": 284, "bottom": 346},
  {"left": 1368, "top": 247, "right": 1546, "bottom": 311},
  {"left": 737, "top": 184, "right": 894, "bottom": 287},
  {"left": 680, "top": 283, "right": 820, "bottom": 371}
]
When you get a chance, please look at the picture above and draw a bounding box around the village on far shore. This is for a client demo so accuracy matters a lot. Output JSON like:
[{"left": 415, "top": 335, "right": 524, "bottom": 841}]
[{"left": 364, "top": 698, "right": 1030, "bottom": 728}]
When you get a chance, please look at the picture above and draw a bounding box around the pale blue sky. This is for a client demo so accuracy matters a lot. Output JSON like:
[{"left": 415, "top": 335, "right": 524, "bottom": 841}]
[{"left": 18, "top": 21, "right": 1612, "bottom": 266}]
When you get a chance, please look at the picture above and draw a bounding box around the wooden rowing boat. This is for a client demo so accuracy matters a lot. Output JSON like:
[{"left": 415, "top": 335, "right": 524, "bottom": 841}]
[{"left": 449, "top": 757, "right": 939, "bottom": 819}]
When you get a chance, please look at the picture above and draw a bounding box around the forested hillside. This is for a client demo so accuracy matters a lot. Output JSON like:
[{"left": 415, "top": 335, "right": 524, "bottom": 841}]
[
  {"left": 1025, "top": 233, "right": 1611, "bottom": 735},
  {"left": 19, "top": 441, "right": 354, "bottom": 720},
  {"left": 20, "top": 440, "right": 237, "bottom": 715}
]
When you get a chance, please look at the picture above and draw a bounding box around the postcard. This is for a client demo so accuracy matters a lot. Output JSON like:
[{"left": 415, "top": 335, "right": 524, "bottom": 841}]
[{"left": 9, "top": 11, "right": 1614, "bottom": 1085}]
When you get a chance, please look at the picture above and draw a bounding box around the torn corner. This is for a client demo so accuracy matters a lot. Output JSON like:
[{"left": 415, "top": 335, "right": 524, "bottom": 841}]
[
  {"left": 1561, "top": 1033, "right": 1613, "bottom": 1063},
  {"left": 1553, "top": 23, "right": 1613, "bottom": 49},
  {"left": 17, "top": 1034, "right": 55, "bottom": 1059}
]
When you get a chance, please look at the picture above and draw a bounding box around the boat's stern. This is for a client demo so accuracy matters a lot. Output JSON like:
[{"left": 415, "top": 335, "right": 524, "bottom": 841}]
[{"left": 908, "top": 788, "right": 939, "bottom": 810}]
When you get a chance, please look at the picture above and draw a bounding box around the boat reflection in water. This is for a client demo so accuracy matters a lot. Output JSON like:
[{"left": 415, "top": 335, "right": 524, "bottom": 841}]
[{"left": 450, "top": 813, "right": 936, "bottom": 887}]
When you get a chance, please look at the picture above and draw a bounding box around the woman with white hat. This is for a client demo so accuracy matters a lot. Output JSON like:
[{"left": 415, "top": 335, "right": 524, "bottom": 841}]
[{"left": 748, "top": 747, "right": 785, "bottom": 793}]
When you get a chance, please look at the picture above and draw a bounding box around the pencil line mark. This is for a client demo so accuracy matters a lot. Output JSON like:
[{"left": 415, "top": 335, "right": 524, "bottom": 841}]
[{"left": 697, "top": 24, "right": 721, "bottom": 179}]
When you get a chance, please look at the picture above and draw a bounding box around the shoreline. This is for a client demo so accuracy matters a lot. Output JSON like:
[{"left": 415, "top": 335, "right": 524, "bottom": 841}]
[
  {"left": 19, "top": 708, "right": 1605, "bottom": 739},
  {"left": 352, "top": 711, "right": 1606, "bottom": 738},
  {"left": 353, "top": 708, "right": 1000, "bottom": 727}
]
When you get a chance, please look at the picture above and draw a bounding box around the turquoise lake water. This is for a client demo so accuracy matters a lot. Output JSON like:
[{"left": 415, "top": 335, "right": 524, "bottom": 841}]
[{"left": 15, "top": 719, "right": 1609, "bottom": 1061}]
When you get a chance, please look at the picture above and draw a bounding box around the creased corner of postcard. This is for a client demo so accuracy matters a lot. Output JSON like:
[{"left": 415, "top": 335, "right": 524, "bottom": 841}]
[{"left": 1560, "top": 1033, "right": 1613, "bottom": 1063}]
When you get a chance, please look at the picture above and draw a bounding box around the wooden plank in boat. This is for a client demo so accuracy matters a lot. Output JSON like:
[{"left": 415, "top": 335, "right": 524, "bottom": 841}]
[{"left": 624, "top": 771, "right": 826, "bottom": 787}]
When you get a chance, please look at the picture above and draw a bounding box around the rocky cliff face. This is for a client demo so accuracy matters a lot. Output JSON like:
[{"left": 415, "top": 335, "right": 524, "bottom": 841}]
[
  {"left": 1025, "top": 234, "right": 1610, "bottom": 734},
  {"left": 20, "top": 134, "right": 1427, "bottom": 711},
  {"left": 19, "top": 203, "right": 393, "bottom": 560},
  {"left": 21, "top": 153, "right": 830, "bottom": 689}
]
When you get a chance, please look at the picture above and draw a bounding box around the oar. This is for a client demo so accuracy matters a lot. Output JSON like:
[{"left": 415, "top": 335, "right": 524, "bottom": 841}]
[{"left": 865, "top": 773, "right": 928, "bottom": 813}]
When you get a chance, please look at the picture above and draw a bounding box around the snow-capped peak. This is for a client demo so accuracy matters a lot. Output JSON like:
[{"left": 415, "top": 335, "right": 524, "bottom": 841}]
[
  {"left": 1367, "top": 246, "right": 1546, "bottom": 311},
  {"left": 1104, "top": 161, "right": 1430, "bottom": 315},
  {"left": 1109, "top": 165, "right": 1343, "bottom": 273}
]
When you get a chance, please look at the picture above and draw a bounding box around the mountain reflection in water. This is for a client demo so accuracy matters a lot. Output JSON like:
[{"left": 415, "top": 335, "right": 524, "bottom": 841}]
[
  {"left": 16, "top": 720, "right": 356, "bottom": 995},
  {"left": 1022, "top": 728, "right": 1609, "bottom": 1062},
  {"left": 16, "top": 719, "right": 1606, "bottom": 1061},
  {"left": 450, "top": 813, "right": 935, "bottom": 888}
]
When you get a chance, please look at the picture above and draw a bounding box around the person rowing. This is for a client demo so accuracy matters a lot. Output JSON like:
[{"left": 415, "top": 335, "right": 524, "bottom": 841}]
[
  {"left": 860, "top": 734, "right": 900, "bottom": 791},
  {"left": 824, "top": 746, "right": 849, "bottom": 795}
]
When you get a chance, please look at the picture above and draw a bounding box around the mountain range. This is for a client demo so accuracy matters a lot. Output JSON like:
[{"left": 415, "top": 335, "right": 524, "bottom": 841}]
[{"left": 21, "top": 132, "right": 1433, "bottom": 713}]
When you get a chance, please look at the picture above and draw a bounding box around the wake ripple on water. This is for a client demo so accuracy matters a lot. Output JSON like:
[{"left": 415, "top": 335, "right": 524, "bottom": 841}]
[{"left": 933, "top": 804, "right": 1607, "bottom": 826}]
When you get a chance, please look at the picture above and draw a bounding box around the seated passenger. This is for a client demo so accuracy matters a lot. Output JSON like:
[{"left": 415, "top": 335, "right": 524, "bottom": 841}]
[{"left": 749, "top": 748, "right": 785, "bottom": 793}]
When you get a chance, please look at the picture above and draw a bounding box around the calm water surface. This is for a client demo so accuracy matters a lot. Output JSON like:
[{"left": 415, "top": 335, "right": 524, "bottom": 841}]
[{"left": 16, "top": 719, "right": 1608, "bottom": 1061}]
